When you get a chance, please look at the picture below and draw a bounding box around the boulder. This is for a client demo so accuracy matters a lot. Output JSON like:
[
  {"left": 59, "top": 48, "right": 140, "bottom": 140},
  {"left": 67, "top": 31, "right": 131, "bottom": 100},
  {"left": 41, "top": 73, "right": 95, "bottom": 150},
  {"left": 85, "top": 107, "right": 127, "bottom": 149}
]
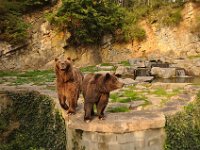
[
  {"left": 115, "top": 66, "right": 129, "bottom": 75},
  {"left": 188, "top": 66, "right": 200, "bottom": 76},
  {"left": 115, "top": 66, "right": 135, "bottom": 78},
  {"left": 128, "top": 58, "right": 146, "bottom": 67},
  {"left": 151, "top": 67, "right": 176, "bottom": 78},
  {"left": 118, "top": 78, "right": 138, "bottom": 85}
]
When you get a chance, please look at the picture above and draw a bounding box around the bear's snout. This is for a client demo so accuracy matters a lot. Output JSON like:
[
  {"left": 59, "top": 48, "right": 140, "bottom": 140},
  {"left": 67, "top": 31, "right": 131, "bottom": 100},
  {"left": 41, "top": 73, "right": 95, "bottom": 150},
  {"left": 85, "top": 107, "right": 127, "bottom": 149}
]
[{"left": 118, "top": 82, "right": 124, "bottom": 88}]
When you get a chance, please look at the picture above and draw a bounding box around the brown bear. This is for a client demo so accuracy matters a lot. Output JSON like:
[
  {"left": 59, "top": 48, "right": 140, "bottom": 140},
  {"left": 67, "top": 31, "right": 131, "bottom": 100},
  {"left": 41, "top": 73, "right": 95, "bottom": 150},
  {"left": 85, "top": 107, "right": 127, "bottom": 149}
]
[
  {"left": 55, "top": 57, "right": 83, "bottom": 114},
  {"left": 82, "top": 73, "right": 124, "bottom": 122}
]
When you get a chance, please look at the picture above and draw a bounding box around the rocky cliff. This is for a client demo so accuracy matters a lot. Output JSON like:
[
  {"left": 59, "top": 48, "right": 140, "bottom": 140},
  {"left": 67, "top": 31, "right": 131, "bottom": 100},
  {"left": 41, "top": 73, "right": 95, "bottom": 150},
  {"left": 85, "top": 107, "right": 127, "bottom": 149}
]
[{"left": 0, "top": 2, "right": 199, "bottom": 70}]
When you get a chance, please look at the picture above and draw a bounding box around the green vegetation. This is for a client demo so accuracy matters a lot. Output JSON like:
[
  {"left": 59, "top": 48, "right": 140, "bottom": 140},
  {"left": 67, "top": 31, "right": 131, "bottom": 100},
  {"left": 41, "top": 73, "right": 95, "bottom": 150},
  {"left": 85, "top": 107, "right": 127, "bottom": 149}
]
[
  {"left": 80, "top": 66, "right": 98, "bottom": 73},
  {"left": 47, "top": 0, "right": 127, "bottom": 45},
  {"left": 110, "top": 89, "right": 147, "bottom": 103},
  {"left": 107, "top": 106, "right": 130, "bottom": 113},
  {"left": 165, "top": 91, "right": 200, "bottom": 150},
  {"left": 148, "top": 4, "right": 182, "bottom": 27},
  {"left": 47, "top": 0, "right": 147, "bottom": 45},
  {"left": 119, "top": 60, "right": 131, "bottom": 66},
  {"left": 0, "top": 0, "right": 55, "bottom": 44},
  {"left": 80, "top": 64, "right": 116, "bottom": 73},
  {"left": 0, "top": 70, "right": 55, "bottom": 85},
  {"left": 151, "top": 88, "right": 182, "bottom": 98},
  {"left": 188, "top": 54, "right": 200, "bottom": 59},
  {"left": 0, "top": 91, "right": 66, "bottom": 150},
  {"left": 100, "top": 63, "right": 113, "bottom": 66},
  {"left": 1, "top": 0, "right": 187, "bottom": 45}
]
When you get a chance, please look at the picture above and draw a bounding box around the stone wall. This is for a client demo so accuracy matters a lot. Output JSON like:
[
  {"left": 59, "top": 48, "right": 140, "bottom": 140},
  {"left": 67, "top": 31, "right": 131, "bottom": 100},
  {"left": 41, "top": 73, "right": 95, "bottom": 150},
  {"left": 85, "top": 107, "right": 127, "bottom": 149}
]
[
  {"left": 65, "top": 111, "right": 166, "bottom": 150},
  {"left": 67, "top": 128, "right": 165, "bottom": 150}
]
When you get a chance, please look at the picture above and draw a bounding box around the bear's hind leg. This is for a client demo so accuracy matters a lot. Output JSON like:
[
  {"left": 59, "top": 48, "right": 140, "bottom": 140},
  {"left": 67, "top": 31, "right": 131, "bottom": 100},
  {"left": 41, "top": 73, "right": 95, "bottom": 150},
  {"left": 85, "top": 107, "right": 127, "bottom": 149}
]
[
  {"left": 97, "top": 94, "right": 109, "bottom": 120},
  {"left": 84, "top": 102, "right": 93, "bottom": 122}
]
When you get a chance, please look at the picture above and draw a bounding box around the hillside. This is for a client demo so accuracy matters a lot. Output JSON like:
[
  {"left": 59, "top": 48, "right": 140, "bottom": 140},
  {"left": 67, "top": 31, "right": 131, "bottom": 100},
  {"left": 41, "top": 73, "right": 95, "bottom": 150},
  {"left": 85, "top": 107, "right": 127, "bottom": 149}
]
[{"left": 0, "top": 0, "right": 199, "bottom": 70}]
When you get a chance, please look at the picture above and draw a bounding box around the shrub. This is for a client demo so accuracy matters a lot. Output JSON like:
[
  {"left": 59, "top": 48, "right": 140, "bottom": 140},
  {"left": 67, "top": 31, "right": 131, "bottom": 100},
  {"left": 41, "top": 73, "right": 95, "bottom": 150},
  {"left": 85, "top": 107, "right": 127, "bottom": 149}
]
[
  {"left": 0, "top": 91, "right": 66, "bottom": 150},
  {"left": 0, "top": 0, "right": 55, "bottom": 44},
  {"left": 49, "top": 0, "right": 128, "bottom": 45},
  {"left": 165, "top": 91, "right": 200, "bottom": 150},
  {"left": 162, "top": 8, "right": 182, "bottom": 26}
]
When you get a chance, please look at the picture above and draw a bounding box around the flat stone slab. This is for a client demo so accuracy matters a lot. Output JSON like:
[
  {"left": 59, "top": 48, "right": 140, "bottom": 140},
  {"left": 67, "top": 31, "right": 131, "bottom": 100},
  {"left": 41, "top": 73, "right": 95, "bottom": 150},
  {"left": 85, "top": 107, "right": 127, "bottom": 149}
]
[
  {"left": 135, "top": 76, "right": 154, "bottom": 82},
  {"left": 65, "top": 111, "right": 165, "bottom": 133}
]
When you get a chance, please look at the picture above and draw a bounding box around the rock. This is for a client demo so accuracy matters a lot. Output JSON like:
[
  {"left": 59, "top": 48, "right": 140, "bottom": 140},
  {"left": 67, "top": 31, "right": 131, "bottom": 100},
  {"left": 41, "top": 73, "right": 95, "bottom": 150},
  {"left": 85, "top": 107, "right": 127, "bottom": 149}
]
[
  {"left": 118, "top": 78, "right": 138, "bottom": 85},
  {"left": 151, "top": 67, "right": 176, "bottom": 78},
  {"left": 101, "top": 34, "right": 113, "bottom": 48},
  {"left": 135, "top": 76, "right": 154, "bottom": 82},
  {"left": 128, "top": 58, "right": 146, "bottom": 67},
  {"left": 129, "top": 101, "right": 146, "bottom": 110},
  {"left": 40, "top": 21, "right": 51, "bottom": 35},
  {"left": 193, "top": 58, "right": 200, "bottom": 67},
  {"left": 96, "top": 71, "right": 115, "bottom": 74},
  {"left": 67, "top": 111, "right": 165, "bottom": 133},
  {"left": 186, "top": 49, "right": 198, "bottom": 57},
  {"left": 107, "top": 103, "right": 130, "bottom": 110},
  {"left": 97, "top": 66, "right": 114, "bottom": 70},
  {"left": 188, "top": 66, "right": 200, "bottom": 76},
  {"left": 115, "top": 66, "right": 128, "bottom": 75},
  {"left": 115, "top": 66, "right": 135, "bottom": 78}
]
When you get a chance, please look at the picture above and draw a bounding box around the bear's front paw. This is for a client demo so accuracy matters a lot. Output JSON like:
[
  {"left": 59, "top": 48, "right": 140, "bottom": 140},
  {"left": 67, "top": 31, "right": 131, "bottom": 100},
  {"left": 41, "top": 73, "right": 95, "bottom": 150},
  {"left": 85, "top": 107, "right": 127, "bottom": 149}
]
[
  {"left": 84, "top": 117, "right": 92, "bottom": 123},
  {"left": 68, "top": 112, "right": 75, "bottom": 115},
  {"left": 98, "top": 115, "right": 105, "bottom": 120},
  {"left": 67, "top": 110, "right": 76, "bottom": 115},
  {"left": 85, "top": 119, "right": 91, "bottom": 123}
]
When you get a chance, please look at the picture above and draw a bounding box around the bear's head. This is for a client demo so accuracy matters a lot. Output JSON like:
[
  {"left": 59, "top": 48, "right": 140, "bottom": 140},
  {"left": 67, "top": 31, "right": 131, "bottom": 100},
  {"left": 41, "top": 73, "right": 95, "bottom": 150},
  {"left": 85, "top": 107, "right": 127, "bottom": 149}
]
[
  {"left": 55, "top": 57, "right": 74, "bottom": 82},
  {"left": 91, "top": 73, "right": 124, "bottom": 93},
  {"left": 55, "top": 57, "right": 72, "bottom": 72}
]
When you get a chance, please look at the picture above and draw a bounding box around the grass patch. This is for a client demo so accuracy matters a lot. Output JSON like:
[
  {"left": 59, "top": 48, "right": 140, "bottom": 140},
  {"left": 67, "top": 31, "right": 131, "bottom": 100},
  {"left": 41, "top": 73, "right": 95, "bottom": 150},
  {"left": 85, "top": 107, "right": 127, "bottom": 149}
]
[
  {"left": 80, "top": 66, "right": 97, "bottom": 73},
  {"left": 119, "top": 61, "right": 131, "bottom": 66},
  {"left": 188, "top": 54, "right": 200, "bottom": 59},
  {"left": 110, "top": 89, "right": 147, "bottom": 103},
  {"left": 100, "top": 63, "right": 113, "bottom": 66},
  {"left": 0, "top": 71, "right": 19, "bottom": 77},
  {"left": 151, "top": 88, "right": 182, "bottom": 98},
  {"left": 0, "top": 70, "right": 55, "bottom": 85},
  {"left": 152, "top": 88, "right": 168, "bottom": 96},
  {"left": 107, "top": 106, "right": 130, "bottom": 113}
]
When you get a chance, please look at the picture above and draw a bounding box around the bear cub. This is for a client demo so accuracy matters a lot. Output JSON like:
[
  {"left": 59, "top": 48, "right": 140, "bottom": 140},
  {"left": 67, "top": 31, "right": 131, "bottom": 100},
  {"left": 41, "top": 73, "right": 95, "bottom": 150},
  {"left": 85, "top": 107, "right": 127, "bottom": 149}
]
[
  {"left": 55, "top": 57, "right": 83, "bottom": 114},
  {"left": 82, "top": 73, "right": 124, "bottom": 122}
]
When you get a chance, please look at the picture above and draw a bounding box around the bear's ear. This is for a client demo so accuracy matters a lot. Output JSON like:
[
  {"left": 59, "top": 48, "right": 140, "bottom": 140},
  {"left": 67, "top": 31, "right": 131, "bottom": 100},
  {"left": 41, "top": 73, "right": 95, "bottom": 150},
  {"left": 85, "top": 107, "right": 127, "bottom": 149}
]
[
  {"left": 104, "top": 73, "right": 111, "bottom": 81},
  {"left": 114, "top": 73, "right": 121, "bottom": 78},
  {"left": 90, "top": 74, "right": 102, "bottom": 84},
  {"left": 55, "top": 58, "right": 58, "bottom": 62},
  {"left": 94, "top": 74, "right": 102, "bottom": 80}
]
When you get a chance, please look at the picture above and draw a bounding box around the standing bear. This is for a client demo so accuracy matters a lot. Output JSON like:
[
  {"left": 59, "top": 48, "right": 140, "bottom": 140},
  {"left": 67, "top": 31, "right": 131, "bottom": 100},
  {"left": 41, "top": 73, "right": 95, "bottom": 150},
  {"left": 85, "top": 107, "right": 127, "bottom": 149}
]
[
  {"left": 55, "top": 57, "right": 83, "bottom": 114},
  {"left": 82, "top": 73, "right": 124, "bottom": 122}
]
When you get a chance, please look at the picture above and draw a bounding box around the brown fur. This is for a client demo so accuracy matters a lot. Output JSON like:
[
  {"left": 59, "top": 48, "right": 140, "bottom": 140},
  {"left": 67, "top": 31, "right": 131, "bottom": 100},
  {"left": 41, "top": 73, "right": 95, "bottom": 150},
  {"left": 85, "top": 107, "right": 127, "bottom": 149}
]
[
  {"left": 55, "top": 57, "right": 83, "bottom": 114},
  {"left": 82, "top": 73, "right": 124, "bottom": 121}
]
